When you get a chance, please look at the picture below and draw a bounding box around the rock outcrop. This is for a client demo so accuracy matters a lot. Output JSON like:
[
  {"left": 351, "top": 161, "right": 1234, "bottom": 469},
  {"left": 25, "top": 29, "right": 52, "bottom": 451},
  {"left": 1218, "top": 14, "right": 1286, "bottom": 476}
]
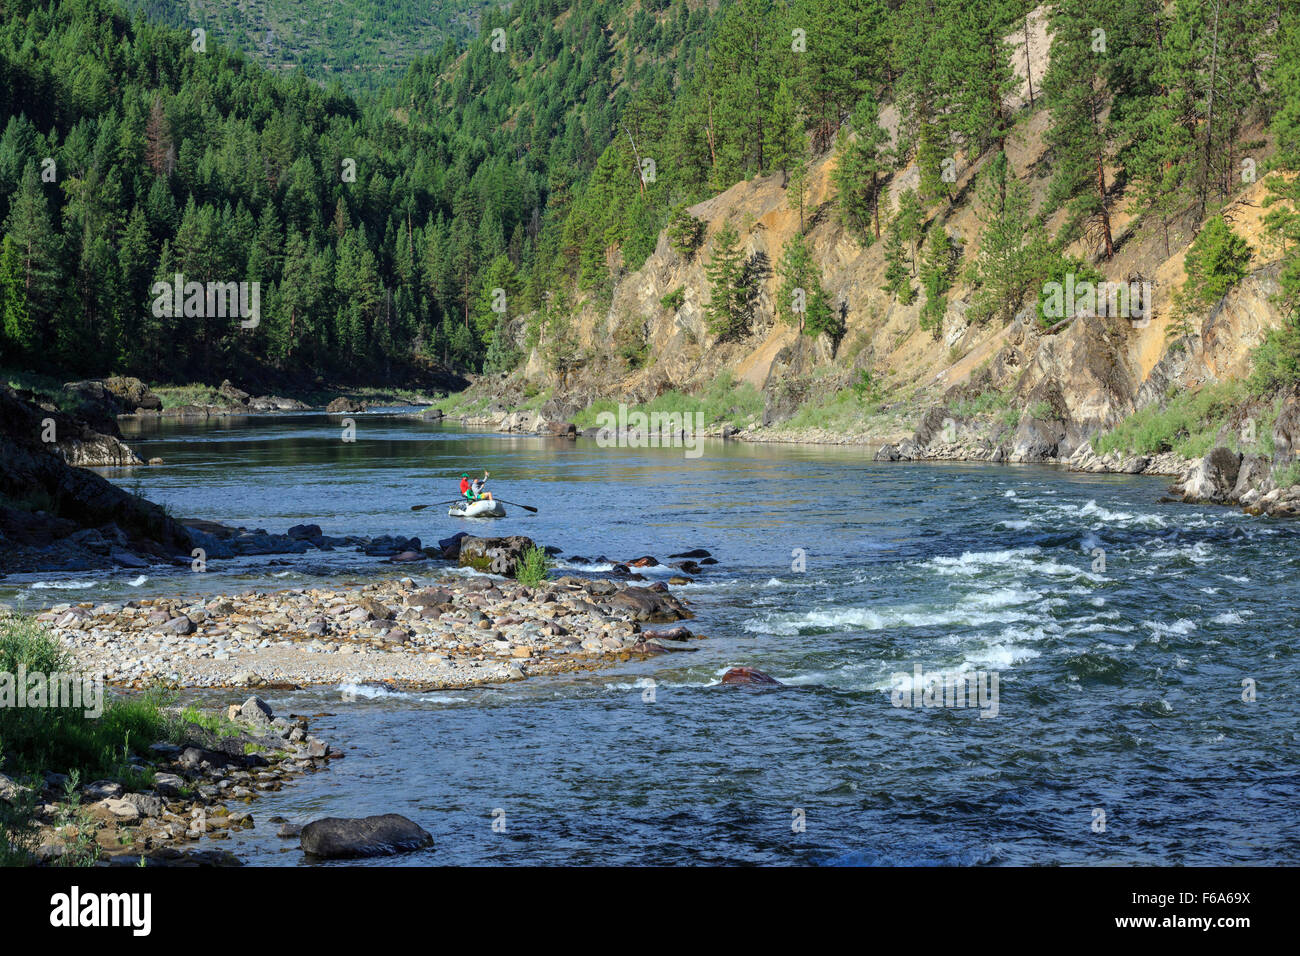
[
  {"left": 0, "top": 385, "right": 192, "bottom": 572},
  {"left": 457, "top": 535, "right": 537, "bottom": 576}
]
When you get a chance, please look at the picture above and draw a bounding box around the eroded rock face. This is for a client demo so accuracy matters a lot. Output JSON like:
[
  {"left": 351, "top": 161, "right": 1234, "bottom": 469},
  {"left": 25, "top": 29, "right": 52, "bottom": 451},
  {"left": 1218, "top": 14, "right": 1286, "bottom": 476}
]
[
  {"left": 300, "top": 813, "right": 433, "bottom": 859},
  {"left": 1273, "top": 392, "right": 1300, "bottom": 463},
  {"left": 0, "top": 385, "right": 191, "bottom": 573}
]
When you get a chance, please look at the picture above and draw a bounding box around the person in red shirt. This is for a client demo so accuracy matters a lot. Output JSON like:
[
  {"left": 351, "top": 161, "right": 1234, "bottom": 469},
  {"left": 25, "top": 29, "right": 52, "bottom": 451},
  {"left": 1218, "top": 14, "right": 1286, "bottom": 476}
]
[{"left": 459, "top": 470, "right": 492, "bottom": 502}]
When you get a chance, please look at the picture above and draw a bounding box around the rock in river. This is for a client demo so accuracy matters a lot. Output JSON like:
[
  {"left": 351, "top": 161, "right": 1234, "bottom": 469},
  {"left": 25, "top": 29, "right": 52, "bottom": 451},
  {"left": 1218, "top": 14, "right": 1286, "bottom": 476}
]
[
  {"left": 458, "top": 535, "right": 536, "bottom": 576},
  {"left": 720, "top": 667, "right": 783, "bottom": 686},
  {"left": 300, "top": 813, "right": 433, "bottom": 859}
]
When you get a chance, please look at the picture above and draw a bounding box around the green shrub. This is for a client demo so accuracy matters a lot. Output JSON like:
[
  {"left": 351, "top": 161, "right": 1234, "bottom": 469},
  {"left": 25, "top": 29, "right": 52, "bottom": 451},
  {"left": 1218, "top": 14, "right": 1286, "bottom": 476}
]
[
  {"left": 515, "top": 546, "right": 552, "bottom": 587},
  {"left": 1275, "top": 460, "right": 1300, "bottom": 489},
  {"left": 659, "top": 287, "right": 685, "bottom": 312},
  {"left": 1182, "top": 217, "right": 1253, "bottom": 308},
  {"left": 947, "top": 389, "right": 1011, "bottom": 419},
  {"left": 0, "top": 616, "right": 176, "bottom": 780},
  {"left": 667, "top": 204, "right": 706, "bottom": 259},
  {"left": 1248, "top": 313, "right": 1300, "bottom": 396},
  {"left": 1092, "top": 381, "right": 1244, "bottom": 457},
  {"left": 573, "top": 371, "right": 764, "bottom": 431}
]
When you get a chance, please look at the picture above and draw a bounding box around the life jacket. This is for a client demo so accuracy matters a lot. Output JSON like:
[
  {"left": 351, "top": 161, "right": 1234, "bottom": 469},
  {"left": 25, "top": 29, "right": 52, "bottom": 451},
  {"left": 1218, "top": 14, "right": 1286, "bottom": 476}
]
[{"left": 459, "top": 478, "right": 470, "bottom": 496}]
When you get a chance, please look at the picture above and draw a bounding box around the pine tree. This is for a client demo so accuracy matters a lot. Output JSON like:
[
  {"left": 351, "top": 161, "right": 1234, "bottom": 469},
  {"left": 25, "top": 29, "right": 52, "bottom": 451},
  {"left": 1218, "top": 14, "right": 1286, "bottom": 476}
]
[
  {"left": 704, "top": 221, "right": 751, "bottom": 341},
  {"left": 777, "top": 232, "right": 834, "bottom": 336},
  {"left": 768, "top": 79, "right": 806, "bottom": 186},
  {"left": 832, "top": 93, "right": 892, "bottom": 242},
  {"left": 1044, "top": 0, "right": 1118, "bottom": 259},
  {"left": 882, "top": 223, "right": 914, "bottom": 304},
  {"left": 2, "top": 166, "right": 63, "bottom": 355},
  {"left": 919, "top": 225, "right": 958, "bottom": 332}
]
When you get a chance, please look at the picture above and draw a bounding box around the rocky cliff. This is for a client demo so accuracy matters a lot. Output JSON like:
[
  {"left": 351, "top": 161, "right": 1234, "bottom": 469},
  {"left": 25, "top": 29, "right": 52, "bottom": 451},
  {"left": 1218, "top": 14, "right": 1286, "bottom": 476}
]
[{"left": 0, "top": 385, "right": 194, "bottom": 573}]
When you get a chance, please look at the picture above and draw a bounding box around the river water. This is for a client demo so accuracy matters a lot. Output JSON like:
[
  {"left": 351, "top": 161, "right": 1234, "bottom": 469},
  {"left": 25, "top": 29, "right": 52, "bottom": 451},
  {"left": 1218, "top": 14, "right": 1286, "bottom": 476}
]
[{"left": 7, "top": 409, "right": 1299, "bottom": 865}]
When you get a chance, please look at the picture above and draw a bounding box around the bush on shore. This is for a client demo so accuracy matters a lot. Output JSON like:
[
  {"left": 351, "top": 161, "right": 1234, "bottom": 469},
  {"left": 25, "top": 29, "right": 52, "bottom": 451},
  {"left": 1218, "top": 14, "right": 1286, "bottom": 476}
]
[
  {"left": 1092, "top": 381, "right": 1246, "bottom": 458},
  {"left": 0, "top": 616, "right": 174, "bottom": 783},
  {"left": 515, "top": 546, "right": 552, "bottom": 587}
]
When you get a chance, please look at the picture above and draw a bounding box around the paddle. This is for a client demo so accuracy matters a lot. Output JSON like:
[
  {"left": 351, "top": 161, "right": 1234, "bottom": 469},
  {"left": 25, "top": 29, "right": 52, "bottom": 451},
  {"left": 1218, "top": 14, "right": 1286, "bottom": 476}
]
[
  {"left": 410, "top": 500, "right": 463, "bottom": 512},
  {"left": 493, "top": 498, "right": 539, "bottom": 514}
]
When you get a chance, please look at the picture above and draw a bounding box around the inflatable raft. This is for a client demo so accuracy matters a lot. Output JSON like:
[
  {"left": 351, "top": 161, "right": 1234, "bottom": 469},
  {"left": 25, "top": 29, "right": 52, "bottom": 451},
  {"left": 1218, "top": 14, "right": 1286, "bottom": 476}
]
[{"left": 448, "top": 499, "right": 507, "bottom": 518}]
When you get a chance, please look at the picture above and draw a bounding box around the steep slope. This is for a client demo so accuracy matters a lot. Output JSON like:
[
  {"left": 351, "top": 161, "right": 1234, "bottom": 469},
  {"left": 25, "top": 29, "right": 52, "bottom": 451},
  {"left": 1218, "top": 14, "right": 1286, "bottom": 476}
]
[{"left": 457, "top": 2, "right": 1300, "bottom": 515}]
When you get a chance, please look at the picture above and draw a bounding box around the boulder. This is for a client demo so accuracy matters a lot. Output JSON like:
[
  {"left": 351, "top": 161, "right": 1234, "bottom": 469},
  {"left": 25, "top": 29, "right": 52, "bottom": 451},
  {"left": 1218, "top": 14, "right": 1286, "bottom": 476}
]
[
  {"left": 1232, "top": 454, "right": 1271, "bottom": 501},
  {"left": 438, "top": 531, "right": 470, "bottom": 560},
  {"left": 153, "top": 773, "right": 185, "bottom": 798},
  {"left": 326, "top": 397, "right": 365, "bottom": 414},
  {"left": 103, "top": 376, "right": 162, "bottom": 411},
  {"left": 240, "top": 696, "right": 274, "bottom": 723},
  {"left": 546, "top": 421, "right": 577, "bottom": 439},
  {"left": 286, "top": 523, "right": 323, "bottom": 540},
  {"left": 605, "top": 585, "right": 690, "bottom": 622},
  {"left": 1178, "top": 446, "right": 1243, "bottom": 502},
  {"left": 458, "top": 535, "right": 537, "bottom": 576},
  {"left": 356, "top": 597, "right": 393, "bottom": 620},
  {"left": 300, "top": 813, "right": 433, "bottom": 859},
  {"left": 120, "top": 792, "right": 163, "bottom": 818},
  {"left": 407, "top": 588, "right": 453, "bottom": 609},
  {"left": 82, "top": 780, "right": 124, "bottom": 801},
  {"left": 218, "top": 379, "right": 251, "bottom": 406},
  {"left": 0, "top": 772, "right": 29, "bottom": 805},
  {"left": 641, "top": 626, "right": 694, "bottom": 641},
  {"left": 720, "top": 667, "right": 783, "bottom": 686}
]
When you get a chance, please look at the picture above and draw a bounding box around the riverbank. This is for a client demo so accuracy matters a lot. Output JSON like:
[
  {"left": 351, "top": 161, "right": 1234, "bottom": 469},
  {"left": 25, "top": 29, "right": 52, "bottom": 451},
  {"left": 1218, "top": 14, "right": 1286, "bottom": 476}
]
[
  {"left": 0, "top": 697, "right": 339, "bottom": 867},
  {"left": 39, "top": 572, "right": 699, "bottom": 690}
]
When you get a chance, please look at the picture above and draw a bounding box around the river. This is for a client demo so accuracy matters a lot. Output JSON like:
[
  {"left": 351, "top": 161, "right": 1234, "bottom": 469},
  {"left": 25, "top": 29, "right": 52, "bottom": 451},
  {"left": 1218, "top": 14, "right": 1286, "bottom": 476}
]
[{"left": 6, "top": 409, "right": 1298, "bottom": 865}]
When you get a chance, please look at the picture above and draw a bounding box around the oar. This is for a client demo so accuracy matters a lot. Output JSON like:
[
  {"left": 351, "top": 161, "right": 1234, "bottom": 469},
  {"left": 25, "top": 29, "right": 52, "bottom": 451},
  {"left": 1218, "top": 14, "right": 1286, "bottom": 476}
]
[
  {"left": 411, "top": 500, "right": 464, "bottom": 512},
  {"left": 493, "top": 498, "right": 539, "bottom": 514}
]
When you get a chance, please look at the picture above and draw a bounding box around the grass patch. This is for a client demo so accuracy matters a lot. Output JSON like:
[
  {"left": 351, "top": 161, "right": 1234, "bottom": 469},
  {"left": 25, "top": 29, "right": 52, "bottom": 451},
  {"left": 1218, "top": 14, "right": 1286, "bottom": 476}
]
[
  {"left": 515, "top": 545, "right": 552, "bottom": 587},
  {"left": 151, "top": 383, "right": 225, "bottom": 408},
  {"left": 1092, "top": 380, "right": 1245, "bottom": 458},
  {"left": 1275, "top": 460, "right": 1300, "bottom": 489},
  {"left": 0, "top": 616, "right": 177, "bottom": 782},
  {"left": 178, "top": 706, "right": 242, "bottom": 739},
  {"left": 572, "top": 372, "right": 764, "bottom": 431},
  {"left": 947, "top": 389, "right": 1012, "bottom": 419},
  {"left": 433, "top": 389, "right": 496, "bottom": 418},
  {"left": 784, "top": 385, "right": 881, "bottom": 431}
]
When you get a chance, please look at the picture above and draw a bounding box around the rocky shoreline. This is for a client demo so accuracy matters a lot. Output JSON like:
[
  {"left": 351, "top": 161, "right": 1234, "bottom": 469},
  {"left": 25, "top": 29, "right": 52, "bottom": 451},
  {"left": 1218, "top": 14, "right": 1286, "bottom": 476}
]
[
  {"left": 39, "top": 562, "right": 699, "bottom": 690},
  {"left": 1, "top": 696, "right": 339, "bottom": 867}
]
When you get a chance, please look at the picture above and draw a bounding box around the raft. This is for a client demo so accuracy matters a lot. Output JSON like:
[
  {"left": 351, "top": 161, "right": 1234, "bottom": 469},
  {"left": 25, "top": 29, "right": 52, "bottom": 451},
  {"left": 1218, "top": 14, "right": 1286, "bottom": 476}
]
[{"left": 448, "top": 499, "right": 507, "bottom": 518}]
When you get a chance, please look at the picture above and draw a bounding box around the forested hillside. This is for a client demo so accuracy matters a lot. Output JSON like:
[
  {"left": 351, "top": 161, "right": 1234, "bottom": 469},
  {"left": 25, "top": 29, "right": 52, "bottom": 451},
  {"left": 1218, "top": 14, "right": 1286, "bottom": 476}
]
[
  {"left": 1, "top": 0, "right": 1299, "bottom": 406},
  {"left": 122, "top": 0, "right": 505, "bottom": 93}
]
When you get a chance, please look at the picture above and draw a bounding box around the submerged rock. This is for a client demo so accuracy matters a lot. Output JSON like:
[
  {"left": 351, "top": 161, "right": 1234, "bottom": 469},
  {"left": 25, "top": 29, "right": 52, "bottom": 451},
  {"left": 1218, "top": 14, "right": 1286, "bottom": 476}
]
[
  {"left": 300, "top": 813, "right": 433, "bottom": 859},
  {"left": 720, "top": 667, "right": 782, "bottom": 686}
]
